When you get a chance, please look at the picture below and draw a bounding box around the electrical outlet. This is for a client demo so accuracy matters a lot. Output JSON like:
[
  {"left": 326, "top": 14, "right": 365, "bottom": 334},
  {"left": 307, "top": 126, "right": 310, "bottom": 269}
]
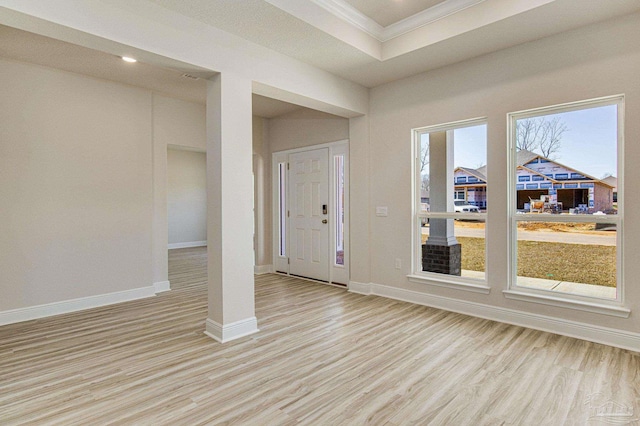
[{"left": 395, "top": 258, "right": 401, "bottom": 269}]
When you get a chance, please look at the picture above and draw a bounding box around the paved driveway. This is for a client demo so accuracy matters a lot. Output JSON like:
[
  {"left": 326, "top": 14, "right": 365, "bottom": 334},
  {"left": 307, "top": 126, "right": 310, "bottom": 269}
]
[{"left": 423, "top": 226, "right": 616, "bottom": 246}]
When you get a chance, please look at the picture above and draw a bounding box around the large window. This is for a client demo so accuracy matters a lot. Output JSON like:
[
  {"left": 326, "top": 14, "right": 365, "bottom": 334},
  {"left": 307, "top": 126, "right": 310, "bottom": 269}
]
[
  {"left": 507, "top": 96, "right": 624, "bottom": 311},
  {"left": 411, "top": 119, "right": 488, "bottom": 293}
]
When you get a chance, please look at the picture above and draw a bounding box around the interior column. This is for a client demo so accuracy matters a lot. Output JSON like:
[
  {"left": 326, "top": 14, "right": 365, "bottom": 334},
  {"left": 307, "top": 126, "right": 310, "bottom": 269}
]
[{"left": 205, "top": 72, "right": 258, "bottom": 343}]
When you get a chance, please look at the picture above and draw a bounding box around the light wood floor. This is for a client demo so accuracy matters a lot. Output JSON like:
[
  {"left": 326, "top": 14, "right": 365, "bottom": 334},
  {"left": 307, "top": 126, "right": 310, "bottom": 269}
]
[{"left": 1, "top": 247, "right": 639, "bottom": 425}]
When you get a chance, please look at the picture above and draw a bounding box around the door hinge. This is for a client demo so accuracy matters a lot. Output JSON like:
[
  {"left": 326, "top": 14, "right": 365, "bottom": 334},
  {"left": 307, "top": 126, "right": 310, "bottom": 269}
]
[
  {"left": 287, "top": 162, "right": 290, "bottom": 170},
  {"left": 287, "top": 258, "right": 290, "bottom": 264},
  {"left": 287, "top": 210, "right": 290, "bottom": 217}
]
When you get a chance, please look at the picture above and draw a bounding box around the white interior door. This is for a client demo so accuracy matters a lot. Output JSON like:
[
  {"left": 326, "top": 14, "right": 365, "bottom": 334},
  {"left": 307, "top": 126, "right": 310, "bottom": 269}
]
[{"left": 289, "top": 148, "right": 329, "bottom": 281}]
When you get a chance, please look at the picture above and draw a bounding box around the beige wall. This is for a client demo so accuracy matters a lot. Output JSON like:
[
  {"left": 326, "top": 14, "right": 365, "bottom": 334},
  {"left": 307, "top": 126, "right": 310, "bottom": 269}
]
[
  {"left": 264, "top": 108, "right": 350, "bottom": 269},
  {"left": 167, "top": 149, "right": 207, "bottom": 246},
  {"left": 0, "top": 58, "right": 207, "bottom": 313},
  {"left": 152, "top": 94, "right": 205, "bottom": 285},
  {"left": 0, "top": 58, "right": 153, "bottom": 311},
  {"left": 360, "top": 12, "right": 640, "bottom": 332},
  {"left": 154, "top": 95, "right": 206, "bottom": 152},
  {"left": 268, "top": 108, "right": 349, "bottom": 153},
  {"left": 253, "top": 116, "right": 271, "bottom": 267}
]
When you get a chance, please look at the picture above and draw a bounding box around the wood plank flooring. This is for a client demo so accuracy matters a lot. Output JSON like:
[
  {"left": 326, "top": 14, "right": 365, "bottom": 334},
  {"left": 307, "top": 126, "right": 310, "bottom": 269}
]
[{"left": 1, "top": 246, "right": 639, "bottom": 425}]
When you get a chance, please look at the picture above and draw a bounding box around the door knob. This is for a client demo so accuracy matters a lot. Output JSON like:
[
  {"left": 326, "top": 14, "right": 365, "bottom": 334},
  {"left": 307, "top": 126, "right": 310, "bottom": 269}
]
[{"left": 322, "top": 219, "right": 328, "bottom": 224}]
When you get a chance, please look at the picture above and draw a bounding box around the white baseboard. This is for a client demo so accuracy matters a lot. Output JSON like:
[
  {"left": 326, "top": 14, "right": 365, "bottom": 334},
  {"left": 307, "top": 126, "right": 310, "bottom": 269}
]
[
  {"left": 348, "top": 280, "right": 372, "bottom": 295},
  {"left": 254, "top": 264, "right": 273, "bottom": 275},
  {"left": 168, "top": 241, "right": 207, "bottom": 250},
  {"left": 0, "top": 285, "right": 157, "bottom": 326},
  {"left": 153, "top": 281, "right": 171, "bottom": 293},
  {"left": 204, "top": 317, "right": 259, "bottom": 343},
  {"left": 349, "top": 281, "right": 640, "bottom": 353}
]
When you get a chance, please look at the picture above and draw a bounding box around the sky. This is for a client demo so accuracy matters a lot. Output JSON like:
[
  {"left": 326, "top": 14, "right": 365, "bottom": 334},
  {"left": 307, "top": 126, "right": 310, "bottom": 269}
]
[{"left": 421, "top": 104, "right": 618, "bottom": 179}]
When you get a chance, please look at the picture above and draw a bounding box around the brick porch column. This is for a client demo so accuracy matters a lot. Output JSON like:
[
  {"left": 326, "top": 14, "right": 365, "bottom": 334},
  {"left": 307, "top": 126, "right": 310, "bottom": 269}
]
[{"left": 422, "top": 130, "right": 461, "bottom": 275}]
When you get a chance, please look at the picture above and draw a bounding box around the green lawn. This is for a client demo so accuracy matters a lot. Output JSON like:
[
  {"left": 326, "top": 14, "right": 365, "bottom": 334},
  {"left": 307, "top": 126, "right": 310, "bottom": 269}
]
[{"left": 455, "top": 236, "right": 616, "bottom": 287}]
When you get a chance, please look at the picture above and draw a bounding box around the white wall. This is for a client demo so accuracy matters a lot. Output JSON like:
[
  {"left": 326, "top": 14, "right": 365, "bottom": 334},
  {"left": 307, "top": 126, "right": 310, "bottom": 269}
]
[
  {"left": 0, "top": 58, "right": 153, "bottom": 311},
  {"left": 359, "top": 13, "right": 640, "bottom": 335},
  {"left": 167, "top": 149, "right": 207, "bottom": 247}
]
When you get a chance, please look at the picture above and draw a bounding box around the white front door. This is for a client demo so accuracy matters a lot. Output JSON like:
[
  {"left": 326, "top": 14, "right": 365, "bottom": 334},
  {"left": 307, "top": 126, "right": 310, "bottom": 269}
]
[{"left": 288, "top": 148, "right": 329, "bottom": 281}]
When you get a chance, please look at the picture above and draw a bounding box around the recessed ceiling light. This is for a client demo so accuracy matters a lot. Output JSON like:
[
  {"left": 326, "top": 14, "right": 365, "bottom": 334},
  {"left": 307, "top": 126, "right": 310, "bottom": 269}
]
[{"left": 121, "top": 56, "right": 137, "bottom": 63}]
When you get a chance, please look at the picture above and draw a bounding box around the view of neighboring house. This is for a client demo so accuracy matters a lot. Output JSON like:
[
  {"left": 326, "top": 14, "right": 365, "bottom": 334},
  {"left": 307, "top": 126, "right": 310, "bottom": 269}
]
[
  {"left": 454, "top": 150, "right": 615, "bottom": 212},
  {"left": 602, "top": 175, "right": 618, "bottom": 203},
  {"left": 454, "top": 167, "right": 488, "bottom": 209}
]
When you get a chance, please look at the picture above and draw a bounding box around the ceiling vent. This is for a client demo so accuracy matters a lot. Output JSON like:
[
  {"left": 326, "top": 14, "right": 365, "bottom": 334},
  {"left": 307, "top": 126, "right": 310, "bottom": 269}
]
[{"left": 181, "top": 73, "right": 200, "bottom": 80}]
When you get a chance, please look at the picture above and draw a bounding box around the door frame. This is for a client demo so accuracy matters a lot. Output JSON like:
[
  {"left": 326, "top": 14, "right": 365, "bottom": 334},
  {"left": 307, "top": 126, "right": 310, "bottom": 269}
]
[{"left": 272, "top": 140, "right": 349, "bottom": 285}]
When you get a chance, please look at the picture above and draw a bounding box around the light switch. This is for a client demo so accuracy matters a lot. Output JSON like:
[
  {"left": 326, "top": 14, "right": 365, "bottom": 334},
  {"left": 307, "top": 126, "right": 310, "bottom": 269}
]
[{"left": 376, "top": 206, "right": 388, "bottom": 217}]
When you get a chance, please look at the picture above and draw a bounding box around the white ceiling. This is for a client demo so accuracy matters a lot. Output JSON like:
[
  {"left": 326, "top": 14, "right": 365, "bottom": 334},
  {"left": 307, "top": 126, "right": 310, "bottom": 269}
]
[
  {"left": 149, "top": 0, "right": 640, "bottom": 87},
  {"left": 0, "top": 24, "right": 209, "bottom": 104},
  {"left": 342, "top": 0, "right": 448, "bottom": 27},
  {"left": 0, "top": 24, "right": 304, "bottom": 118},
  {"left": 2, "top": 0, "right": 640, "bottom": 97}
]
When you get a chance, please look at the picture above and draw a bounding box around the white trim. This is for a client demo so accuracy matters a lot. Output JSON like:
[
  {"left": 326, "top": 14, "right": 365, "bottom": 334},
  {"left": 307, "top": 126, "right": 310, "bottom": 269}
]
[
  {"left": 330, "top": 143, "right": 349, "bottom": 285},
  {"left": 272, "top": 153, "right": 289, "bottom": 275},
  {"left": 513, "top": 214, "right": 617, "bottom": 224},
  {"left": 351, "top": 281, "right": 640, "bottom": 352},
  {"left": 167, "top": 144, "right": 206, "bottom": 153},
  {"left": 503, "top": 290, "right": 629, "bottom": 318},
  {"left": 254, "top": 264, "right": 273, "bottom": 275},
  {"left": 272, "top": 139, "right": 350, "bottom": 156},
  {"left": 507, "top": 94, "right": 625, "bottom": 306},
  {"left": 421, "top": 212, "right": 487, "bottom": 220},
  {"left": 153, "top": 281, "right": 171, "bottom": 293},
  {"left": 407, "top": 274, "right": 490, "bottom": 294},
  {"left": 308, "top": 0, "right": 383, "bottom": 39},
  {"left": 348, "top": 280, "right": 372, "bottom": 295},
  {"left": 383, "top": 0, "right": 486, "bottom": 41},
  {"left": 411, "top": 118, "right": 488, "bottom": 283},
  {"left": 307, "top": 0, "right": 485, "bottom": 42},
  {"left": 413, "top": 116, "right": 488, "bottom": 135},
  {"left": 272, "top": 140, "right": 350, "bottom": 285},
  {"left": 0, "top": 286, "right": 157, "bottom": 326},
  {"left": 204, "top": 317, "right": 259, "bottom": 343},
  {"left": 168, "top": 241, "right": 207, "bottom": 249}
]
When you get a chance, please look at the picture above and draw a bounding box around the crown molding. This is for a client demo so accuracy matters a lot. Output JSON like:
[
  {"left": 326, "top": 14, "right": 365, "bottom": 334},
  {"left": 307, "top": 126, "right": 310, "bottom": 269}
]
[
  {"left": 309, "top": 0, "right": 385, "bottom": 40},
  {"left": 384, "top": 0, "right": 487, "bottom": 41},
  {"left": 310, "top": 0, "right": 487, "bottom": 42}
]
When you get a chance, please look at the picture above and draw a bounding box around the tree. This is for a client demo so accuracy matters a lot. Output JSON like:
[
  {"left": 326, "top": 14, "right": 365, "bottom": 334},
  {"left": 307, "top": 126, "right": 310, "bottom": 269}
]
[
  {"left": 516, "top": 116, "right": 568, "bottom": 159},
  {"left": 421, "top": 173, "right": 429, "bottom": 191},
  {"left": 420, "top": 142, "right": 430, "bottom": 190},
  {"left": 419, "top": 141, "right": 429, "bottom": 173}
]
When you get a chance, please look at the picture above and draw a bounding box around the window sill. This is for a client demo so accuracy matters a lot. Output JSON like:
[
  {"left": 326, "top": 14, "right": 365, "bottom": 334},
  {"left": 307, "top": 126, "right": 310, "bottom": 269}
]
[
  {"left": 407, "top": 274, "right": 491, "bottom": 294},
  {"left": 503, "top": 290, "right": 630, "bottom": 318}
]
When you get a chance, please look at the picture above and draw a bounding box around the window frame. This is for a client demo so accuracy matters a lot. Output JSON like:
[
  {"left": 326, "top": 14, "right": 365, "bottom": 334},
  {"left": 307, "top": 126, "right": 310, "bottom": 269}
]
[
  {"left": 409, "top": 117, "right": 490, "bottom": 294},
  {"left": 505, "top": 95, "right": 628, "bottom": 317}
]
